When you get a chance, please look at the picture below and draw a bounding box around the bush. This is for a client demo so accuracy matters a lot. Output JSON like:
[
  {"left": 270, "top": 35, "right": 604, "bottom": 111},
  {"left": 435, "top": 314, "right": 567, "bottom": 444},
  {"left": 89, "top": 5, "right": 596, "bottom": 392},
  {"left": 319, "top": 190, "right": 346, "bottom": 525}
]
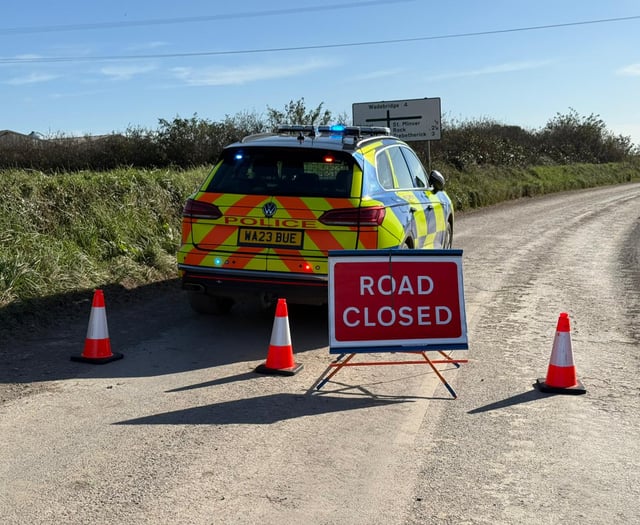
[
  {"left": 537, "top": 109, "right": 635, "bottom": 163},
  {"left": 0, "top": 103, "right": 636, "bottom": 173}
]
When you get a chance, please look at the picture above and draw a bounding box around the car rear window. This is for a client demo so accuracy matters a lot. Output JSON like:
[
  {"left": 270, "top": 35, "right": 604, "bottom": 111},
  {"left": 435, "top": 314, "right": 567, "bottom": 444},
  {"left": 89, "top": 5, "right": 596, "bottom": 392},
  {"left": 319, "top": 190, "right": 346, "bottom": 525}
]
[{"left": 205, "top": 147, "right": 355, "bottom": 197}]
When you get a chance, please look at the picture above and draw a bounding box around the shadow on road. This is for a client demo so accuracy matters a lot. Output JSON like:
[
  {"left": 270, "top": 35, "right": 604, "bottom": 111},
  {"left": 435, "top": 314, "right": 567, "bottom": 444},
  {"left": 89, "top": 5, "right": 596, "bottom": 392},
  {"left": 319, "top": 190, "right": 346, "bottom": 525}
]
[
  {"left": 467, "top": 387, "right": 548, "bottom": 414},
  {"left": 165, "top": 372, "right": 259, "bottom": 393},
  {"left": 114, "top": 392, "right": 407, "bottom": 425}
]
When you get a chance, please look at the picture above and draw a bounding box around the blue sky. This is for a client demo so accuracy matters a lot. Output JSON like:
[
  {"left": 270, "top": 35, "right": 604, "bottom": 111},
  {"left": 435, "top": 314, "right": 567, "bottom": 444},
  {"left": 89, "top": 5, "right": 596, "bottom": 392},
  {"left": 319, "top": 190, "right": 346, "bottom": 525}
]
[{"left": 2, "top": 0, "right": 640, "bottom": 145}]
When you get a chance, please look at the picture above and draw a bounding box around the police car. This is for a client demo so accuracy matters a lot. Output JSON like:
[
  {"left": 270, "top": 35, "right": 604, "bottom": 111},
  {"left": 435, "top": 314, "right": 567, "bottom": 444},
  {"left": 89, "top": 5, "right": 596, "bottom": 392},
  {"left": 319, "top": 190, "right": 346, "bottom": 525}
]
[{"left": 178, "top": 125, "right": 454, "bottom": 313}]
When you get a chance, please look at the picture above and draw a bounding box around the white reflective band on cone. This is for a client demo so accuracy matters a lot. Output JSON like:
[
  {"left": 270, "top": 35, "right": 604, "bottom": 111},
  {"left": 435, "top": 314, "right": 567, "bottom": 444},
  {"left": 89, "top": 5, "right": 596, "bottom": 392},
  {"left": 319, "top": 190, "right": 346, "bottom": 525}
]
[
  {"left": 551, "top": 332, "right": 574, "bottom": 367},
  {"left": 270, "top": 316, "right": 292, "bottom": 346},
  {"left": 86, "top": 307, "right": 109, "bottom": 339}
]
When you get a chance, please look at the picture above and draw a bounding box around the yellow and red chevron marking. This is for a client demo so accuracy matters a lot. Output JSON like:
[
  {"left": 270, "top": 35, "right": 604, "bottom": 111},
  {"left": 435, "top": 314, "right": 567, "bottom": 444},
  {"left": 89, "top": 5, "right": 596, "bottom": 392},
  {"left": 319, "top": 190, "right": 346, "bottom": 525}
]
[
  {"left": 356, "top": 230, "right": 379, "bottom": 249},
  {"left": 272, "top": 196, "right": 318, "bottom": 220},
  {"left": 181, "top": 220, "right": 192, "bottom": 244},
  {"left": 181, "top": 246, "right": 266, "bottom": 270},
  {"left": 207, "top": 192, "right": 267, "bottom": 210},
  {"left": 269, "top": 250, "right": 315, "bottom": 273},
  {"left": 182, "top": 193, "right": 268, "bottom": 241},
  {"left": 180, "top": 248, "right": 209, "bottom": 267},
  {"left": 182, "top": 191, "right": 384, "bottom": 273},
  {"left": 192, "top": 221, "right": 235, "bottom": 247},
  {"left": 305, "top": 228, "right": 355, "bottom": 252}
]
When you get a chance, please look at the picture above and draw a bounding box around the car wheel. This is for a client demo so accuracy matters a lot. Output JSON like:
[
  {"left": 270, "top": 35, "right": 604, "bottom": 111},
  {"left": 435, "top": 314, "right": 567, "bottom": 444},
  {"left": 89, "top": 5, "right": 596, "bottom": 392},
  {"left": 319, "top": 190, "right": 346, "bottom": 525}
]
[
  {"left": 188, "top": 292, "right": 234, "bottom": 315},
  {"left": 443, "top": 221, "right": 453, "bottom": 249}
]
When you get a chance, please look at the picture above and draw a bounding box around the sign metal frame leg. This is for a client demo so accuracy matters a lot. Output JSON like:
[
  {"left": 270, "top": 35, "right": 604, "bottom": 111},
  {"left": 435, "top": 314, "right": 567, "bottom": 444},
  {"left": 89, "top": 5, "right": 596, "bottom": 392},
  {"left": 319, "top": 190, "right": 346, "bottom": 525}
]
[{"left": 314, "top": 350, "right": 467, "bottom": 398}]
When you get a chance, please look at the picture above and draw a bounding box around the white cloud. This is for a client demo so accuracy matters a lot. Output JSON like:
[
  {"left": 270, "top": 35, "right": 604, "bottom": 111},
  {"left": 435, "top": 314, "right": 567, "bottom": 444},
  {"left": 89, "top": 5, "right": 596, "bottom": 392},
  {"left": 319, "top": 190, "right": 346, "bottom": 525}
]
[
  {"left": 172, "top": 59, "right": 335, "bottom": 86},
  {"left": 100, "top": 64, "right": 157, "bottom": 80},
  {"left": 5, "top": 72, "right": 59, "bottom": 85},
  {"left": 429, "top": 60, "right": 556, "bottom": 81},
  {"left": 616, "top": 63, "right": 640, "bottom": 76}
]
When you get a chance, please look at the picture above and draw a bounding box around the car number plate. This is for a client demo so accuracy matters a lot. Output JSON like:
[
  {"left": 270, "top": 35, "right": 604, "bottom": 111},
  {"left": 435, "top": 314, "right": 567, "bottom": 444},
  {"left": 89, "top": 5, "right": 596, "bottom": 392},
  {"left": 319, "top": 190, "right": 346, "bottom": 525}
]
[{"left": 238, "top": 227, "right": 304, "bottom": 249}]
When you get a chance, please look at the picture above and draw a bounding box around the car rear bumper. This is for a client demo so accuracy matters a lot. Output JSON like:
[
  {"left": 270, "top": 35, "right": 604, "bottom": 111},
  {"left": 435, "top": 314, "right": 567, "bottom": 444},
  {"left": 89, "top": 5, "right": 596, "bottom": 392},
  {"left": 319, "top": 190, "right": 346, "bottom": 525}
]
[{"left": 178, "top": 264, "right": 329, "bottom": 305}]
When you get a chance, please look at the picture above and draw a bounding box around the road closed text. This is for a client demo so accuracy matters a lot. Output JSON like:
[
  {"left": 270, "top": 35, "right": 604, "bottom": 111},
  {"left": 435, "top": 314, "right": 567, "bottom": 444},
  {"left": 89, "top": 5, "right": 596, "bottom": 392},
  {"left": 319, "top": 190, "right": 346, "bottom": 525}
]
[
  {"left": 343, "top": 304, "right": 452, "bottom": 327},
  {"left": 359, "top": 274, "right": 434, "bottom": 296},
  {"left": 343, "top": 274, "right": 452, "bottom": 327}
]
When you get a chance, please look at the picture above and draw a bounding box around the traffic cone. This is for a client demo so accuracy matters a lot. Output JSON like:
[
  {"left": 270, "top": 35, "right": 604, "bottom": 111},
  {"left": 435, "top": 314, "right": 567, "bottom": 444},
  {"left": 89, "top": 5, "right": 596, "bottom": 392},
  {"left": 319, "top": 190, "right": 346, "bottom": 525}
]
[
  {"left": 536, "top": 312, "right": 585, "bottom": 394},
  {"left": 71, "top": 290, "right": 124, "bottom": 364},
  {"left": 255, "top": 298, "right": 303, "bottom": 376}
]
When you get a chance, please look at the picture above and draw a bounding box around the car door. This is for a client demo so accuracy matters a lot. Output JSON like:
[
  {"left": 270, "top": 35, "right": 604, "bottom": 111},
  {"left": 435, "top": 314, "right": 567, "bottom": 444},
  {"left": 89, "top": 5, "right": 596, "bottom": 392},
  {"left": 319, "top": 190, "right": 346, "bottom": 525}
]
[
  {"left": 399, "top": 147, "right": 445, "bottom": 248},
  {"left": 386, "top": 146, "right": 428, "bottom": 247}
]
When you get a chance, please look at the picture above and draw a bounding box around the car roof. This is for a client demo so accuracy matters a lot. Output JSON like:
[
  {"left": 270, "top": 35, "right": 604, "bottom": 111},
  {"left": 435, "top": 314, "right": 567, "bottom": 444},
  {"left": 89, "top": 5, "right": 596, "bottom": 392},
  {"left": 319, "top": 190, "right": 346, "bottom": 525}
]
[{"left": 224, "top": 125, "right": 404, "bottom": 153}]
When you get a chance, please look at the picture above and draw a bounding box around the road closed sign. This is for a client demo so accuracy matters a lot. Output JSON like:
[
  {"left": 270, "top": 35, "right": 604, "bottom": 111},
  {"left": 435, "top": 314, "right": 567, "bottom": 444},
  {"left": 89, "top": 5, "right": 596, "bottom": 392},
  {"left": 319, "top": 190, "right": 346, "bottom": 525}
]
[{"left": 328, "top": 249, "right": 468, "bottom": 353}]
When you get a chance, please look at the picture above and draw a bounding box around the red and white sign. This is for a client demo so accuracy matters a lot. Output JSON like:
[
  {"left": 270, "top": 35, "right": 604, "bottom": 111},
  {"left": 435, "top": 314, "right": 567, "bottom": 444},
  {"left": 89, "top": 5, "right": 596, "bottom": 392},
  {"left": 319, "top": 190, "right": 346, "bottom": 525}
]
[{"left": 328, "top": 250, "right": 468, "bottom": 352}]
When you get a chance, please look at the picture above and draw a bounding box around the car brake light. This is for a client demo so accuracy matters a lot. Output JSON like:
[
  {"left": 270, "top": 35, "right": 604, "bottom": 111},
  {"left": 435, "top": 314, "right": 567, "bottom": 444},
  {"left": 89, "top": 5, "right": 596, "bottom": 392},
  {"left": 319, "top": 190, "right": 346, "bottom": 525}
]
[
  {"left": 182, "top": 198, "right": 222, "bottom": 219},
  {"left": 319, "top": 206, "right": 385, "bottom": 226}
]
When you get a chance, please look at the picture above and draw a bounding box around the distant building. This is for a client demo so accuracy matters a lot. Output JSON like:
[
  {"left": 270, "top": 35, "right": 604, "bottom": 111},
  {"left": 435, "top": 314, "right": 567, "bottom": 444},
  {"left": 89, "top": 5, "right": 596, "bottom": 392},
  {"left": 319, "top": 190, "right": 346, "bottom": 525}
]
[
  {"left": 0, "top": 130, "right": 120, "bottom": 146},
  {"left": 0, "top": 130, "right": 40, "bottom": 146}
]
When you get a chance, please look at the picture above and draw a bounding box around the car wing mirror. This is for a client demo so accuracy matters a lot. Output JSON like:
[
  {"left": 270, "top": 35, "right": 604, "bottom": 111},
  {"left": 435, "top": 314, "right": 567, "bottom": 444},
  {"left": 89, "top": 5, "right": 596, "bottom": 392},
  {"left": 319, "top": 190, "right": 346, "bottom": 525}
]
[{"left": 428, "top": 170, "right": 445, "bottom": 192}]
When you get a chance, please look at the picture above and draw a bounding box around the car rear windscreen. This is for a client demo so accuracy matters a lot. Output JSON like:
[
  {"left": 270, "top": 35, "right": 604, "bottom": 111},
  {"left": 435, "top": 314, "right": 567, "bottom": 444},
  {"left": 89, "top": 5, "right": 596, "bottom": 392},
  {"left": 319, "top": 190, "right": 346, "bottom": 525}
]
[{"left": 205, "top": 147, "right": 355, "bottom": 197}]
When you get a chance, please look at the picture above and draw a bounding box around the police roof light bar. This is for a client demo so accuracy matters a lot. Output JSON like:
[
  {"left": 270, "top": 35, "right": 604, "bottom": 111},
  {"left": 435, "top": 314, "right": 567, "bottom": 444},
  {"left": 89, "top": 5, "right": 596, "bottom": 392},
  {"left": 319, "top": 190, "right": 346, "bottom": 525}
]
[
  {"left": 278, "top": 124, "right": 391, "bottom": 138},
  {"left": 352, "top": 126, "right": 391, "bottom": 136},
  {"left": 277, "top": 125, "right": 317, "bottom": 134},
  {"left": 317, "top": 125, "right": 390, "bottom": 137}
]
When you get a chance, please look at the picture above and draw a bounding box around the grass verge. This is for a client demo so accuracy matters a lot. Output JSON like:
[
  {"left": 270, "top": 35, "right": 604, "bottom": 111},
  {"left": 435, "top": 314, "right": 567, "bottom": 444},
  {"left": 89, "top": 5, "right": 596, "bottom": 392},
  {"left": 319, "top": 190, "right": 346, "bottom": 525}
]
[{"left": 1, "top": 161, "right": 638, "bottom": 325}]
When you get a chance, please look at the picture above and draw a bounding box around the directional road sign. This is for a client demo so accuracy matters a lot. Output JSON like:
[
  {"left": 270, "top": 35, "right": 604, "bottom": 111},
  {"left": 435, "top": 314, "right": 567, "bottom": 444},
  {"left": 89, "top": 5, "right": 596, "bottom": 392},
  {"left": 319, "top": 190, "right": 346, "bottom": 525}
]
[{"left": 352, "top": 97, "right": 441, "bottom": 141}]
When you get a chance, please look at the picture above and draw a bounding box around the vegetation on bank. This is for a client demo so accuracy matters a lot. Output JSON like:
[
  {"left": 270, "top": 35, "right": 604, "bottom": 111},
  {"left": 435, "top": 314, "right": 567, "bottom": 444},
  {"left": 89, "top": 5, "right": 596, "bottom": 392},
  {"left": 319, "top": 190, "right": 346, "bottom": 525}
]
[
  {"left": 0, "top": 168, "right": 205, "bottom": 310},
  {"left": 1, "top": 99, "right": 639, "bottom": 320},
  {"left": 2, "top": 162, "right": 638, "bottom": 313},
  {"left": 443, "top": 162, "right": 639, "bottom": 210}
]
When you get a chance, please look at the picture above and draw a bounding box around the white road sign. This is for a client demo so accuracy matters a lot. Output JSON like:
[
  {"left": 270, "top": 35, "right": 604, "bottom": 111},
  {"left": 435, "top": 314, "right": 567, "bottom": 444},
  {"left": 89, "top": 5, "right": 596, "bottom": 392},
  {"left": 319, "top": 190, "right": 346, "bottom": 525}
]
[{"left": 352, "top": 97, "right": 441, "bottom": 141}]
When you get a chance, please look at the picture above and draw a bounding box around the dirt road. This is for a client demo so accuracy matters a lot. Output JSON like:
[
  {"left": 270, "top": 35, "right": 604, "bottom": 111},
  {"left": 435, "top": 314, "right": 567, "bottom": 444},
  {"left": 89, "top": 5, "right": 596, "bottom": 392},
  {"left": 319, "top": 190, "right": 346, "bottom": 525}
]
[{"left": 1, "top": 183, "right": 639, "bottom": 524}]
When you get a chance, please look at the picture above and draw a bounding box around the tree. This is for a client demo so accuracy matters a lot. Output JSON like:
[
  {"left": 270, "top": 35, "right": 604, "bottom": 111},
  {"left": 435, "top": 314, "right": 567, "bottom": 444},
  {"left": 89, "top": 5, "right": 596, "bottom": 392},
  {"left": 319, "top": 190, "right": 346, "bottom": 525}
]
[
  {"left": 265, "top": 98, "right": 332, "bottom": 129},
  {"left": 538, "top": 108, "right": 634, "bottom": 163},
  {"left": 222, "top": 110, "right": 267, "bottom": 141},
  {"left": 156, "top": 114, "right": 221, "bottom": 167}
]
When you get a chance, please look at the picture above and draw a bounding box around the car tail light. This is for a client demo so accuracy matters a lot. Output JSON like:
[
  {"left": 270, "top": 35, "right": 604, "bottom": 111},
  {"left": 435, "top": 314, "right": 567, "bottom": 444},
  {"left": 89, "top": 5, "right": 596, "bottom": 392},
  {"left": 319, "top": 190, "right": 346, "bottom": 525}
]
[
  {"left": 182, "top": 198, "right": 222, "bottom": 219},
  {"left": 319, "top": 206, "right": 385, "bottom": 226}
]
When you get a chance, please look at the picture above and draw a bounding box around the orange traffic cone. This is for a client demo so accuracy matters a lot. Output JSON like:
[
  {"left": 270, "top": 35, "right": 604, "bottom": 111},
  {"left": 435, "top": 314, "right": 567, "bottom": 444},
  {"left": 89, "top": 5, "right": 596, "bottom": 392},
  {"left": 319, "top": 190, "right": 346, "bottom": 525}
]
[
  {"left": 71, "top": 290, "right": 124, "bottom": 364},
  {"left": 255, "top": 298, "right": 303, "bottom": 376},
  {"left": 536, "top": 312, "right": 585, "bottom": 394}
]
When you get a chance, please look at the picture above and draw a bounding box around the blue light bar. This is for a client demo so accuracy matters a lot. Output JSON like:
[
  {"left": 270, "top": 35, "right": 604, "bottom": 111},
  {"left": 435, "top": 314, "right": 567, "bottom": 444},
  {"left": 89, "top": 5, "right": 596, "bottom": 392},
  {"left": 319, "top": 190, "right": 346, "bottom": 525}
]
[{"left": 317, "top": 125, "right": 390, "bottom": 138}]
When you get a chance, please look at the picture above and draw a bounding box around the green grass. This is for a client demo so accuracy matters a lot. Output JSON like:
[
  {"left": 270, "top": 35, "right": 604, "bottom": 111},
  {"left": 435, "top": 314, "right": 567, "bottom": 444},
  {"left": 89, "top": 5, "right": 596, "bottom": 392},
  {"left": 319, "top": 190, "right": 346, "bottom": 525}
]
[
  {"left": 1, "top": 161, "right": 639, "bottom": 311},
  {"left": 0, "top": 167, "right": 207, "bottom": 308},
  {"left": 441, "top": 161, "right": 640, "bottom": 211}
]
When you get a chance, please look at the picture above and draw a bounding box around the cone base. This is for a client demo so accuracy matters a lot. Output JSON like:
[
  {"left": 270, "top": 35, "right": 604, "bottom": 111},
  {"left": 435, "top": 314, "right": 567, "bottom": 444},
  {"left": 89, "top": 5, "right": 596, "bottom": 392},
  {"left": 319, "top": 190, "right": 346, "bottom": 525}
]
[
  {"left": 536, "top": 378, "right": 586, "bottom": 395},
  {"left": 71, "top": 352, "right": 124, "bottom": 364},
  {"left": 254, "top": 362, "right": 303, "bottom": 376}
]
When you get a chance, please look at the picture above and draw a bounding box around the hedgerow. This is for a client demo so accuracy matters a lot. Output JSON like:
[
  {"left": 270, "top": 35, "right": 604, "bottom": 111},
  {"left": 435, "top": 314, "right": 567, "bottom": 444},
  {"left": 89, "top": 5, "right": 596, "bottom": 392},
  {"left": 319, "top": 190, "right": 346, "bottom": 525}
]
[{"left": 1, "top": 102, "right": 636, "bottom": 172}]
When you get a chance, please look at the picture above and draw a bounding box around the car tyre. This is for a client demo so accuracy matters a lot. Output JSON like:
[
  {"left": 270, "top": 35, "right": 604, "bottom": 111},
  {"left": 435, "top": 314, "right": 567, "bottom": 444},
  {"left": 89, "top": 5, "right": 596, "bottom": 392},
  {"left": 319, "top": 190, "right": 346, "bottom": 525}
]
[{"left": 443, "top": 221, "right": 453, "bottom": 249}]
